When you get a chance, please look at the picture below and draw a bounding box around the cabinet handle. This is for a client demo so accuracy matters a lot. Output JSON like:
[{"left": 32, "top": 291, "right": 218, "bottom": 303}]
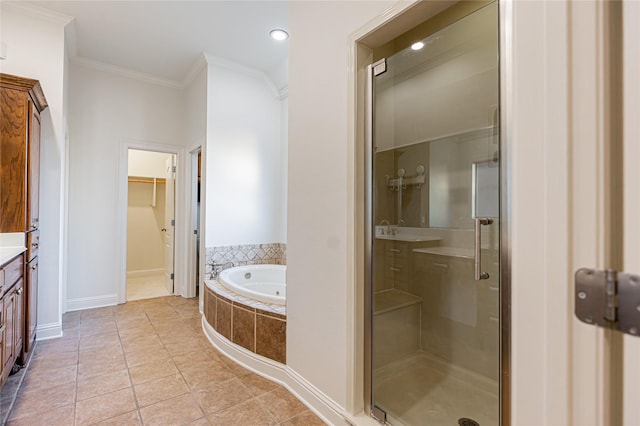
[
  {"left": 475, "top": 218, "right": 493, "bottom": 280},
  {"left": 32, "top": 243, "right": 38, "bottom": 248},
  {"left": 388, "top": 248, "right": 401, "bottom": 253},
  {"left": 16, "top": 287, "right": 23, "bottom": 295},
  {"left": 31, "top": 265, "right": 37, "bottom": 270},
  {"left": 31, "top": 224, "right": 37, "bottom": 230},
  {"left": 389, "top": 267, "right": 402, "bottom": 272}
]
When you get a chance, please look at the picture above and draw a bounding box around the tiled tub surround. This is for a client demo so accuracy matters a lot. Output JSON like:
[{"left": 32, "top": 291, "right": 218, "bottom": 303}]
[
  {"left": 204, "top": 278, "right": 286, "bottom": 364},
  {"left": 206, "top": 243, "right": 286, "bottom": 277}
]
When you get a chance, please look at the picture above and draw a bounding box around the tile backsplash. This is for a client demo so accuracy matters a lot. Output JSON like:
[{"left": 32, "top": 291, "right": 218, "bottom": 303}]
[{"left": 206, "top": 243, "right": 286, "bottom": 276}]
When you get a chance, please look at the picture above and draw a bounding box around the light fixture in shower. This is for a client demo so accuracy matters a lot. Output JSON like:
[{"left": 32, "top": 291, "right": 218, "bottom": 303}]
[
  {"left": 411, "top": 41, "right": 425, "bottom": 51},
  {"left": 270, "top": 29, "right": 289, "bottom": 41}
]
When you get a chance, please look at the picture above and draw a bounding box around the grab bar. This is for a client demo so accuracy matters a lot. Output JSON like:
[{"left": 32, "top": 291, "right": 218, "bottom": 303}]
[{"left": 475, "top": 218, "right": 493, "bottom": 280}]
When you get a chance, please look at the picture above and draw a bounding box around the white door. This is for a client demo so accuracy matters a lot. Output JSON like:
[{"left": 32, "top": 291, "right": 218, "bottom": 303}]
[
  {"left": 622, "top": 1, "right": 640, "bottom": 423},
  {"left": 164, "top": 155, "right": 175, "bottom": 293}
]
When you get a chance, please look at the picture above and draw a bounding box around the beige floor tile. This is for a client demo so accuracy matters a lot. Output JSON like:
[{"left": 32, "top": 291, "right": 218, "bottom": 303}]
[
  {"left": 19, "top": 364, "right": 77, "bottom": 393},
  {"left": 139, "top": 393, "right": 204, "bottom": 426},
  {"left": 125, "top": 346, "right": 171, "bottom": 368},
  {"left": 75, "top": 387, "right": 136, "bottom": 425},
  {"left": 95, "top": 410, "right": 141, "bottom": 425},
  {"left": 237, "top": 372, "right": 279, "bottom": 397},
  {"left": 128, "top": 358, "right": 178, "bottom": 385},
  {"left": 171, "top": 350, "right": 219, "bottom": 371},
  {"left": 9, "top": 382, "right": 76, "bottom": 420},
  {"left": 193, "top": 377, "right": 252, "bottom": 415},
  {"left": 32, "top": 338, "right": 79, "bottom": 356},
  {"left": 256, "top": 387, "right": 309, "bottom": 423},
  {"left": 121, "top": 335, "right": 164, "bottom": 354},
  {"left": 180, "top": 363, "right": 235, "bottom": 391},
  {"left": 134, "top": 373, "right": 189, "bottom": 407},
  {"left": 81, "top": 306, "right": 115, "bottom": 319},
  {"left": 28, "top": 351, "right": 79, "bottom": 372},
  {"left": 207, "top": 398, "right": 277, "bottom": 426},
  {"left": 78, "top": 346, "right": 124, "bottom": 364},
  {"left": 77, "top": 369, "right": 131, "bottom": 401},
  {"left": 5, "top": 403, "right": 75, "bottom": 426},
  {"left": 279, "top": 411, "right": 326, "bottom": 426},
  {"left": 78, "top": 356, "right": 127, "bottom": 380}
]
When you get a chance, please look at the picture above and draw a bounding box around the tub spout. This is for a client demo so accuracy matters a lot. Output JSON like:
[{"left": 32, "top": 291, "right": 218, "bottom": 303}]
[{"left": 210, "top": 261, "right": 234, "bottom": 279}]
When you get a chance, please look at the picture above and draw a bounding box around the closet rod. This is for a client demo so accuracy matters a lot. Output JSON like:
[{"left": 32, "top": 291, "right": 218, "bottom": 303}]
[{"left": 128, "top": 178, "right": 166, "bottom": 184}]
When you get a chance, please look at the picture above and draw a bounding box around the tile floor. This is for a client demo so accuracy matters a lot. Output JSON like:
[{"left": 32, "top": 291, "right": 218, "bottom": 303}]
[
  {"left": 6, "top": 296, "right": 325, "bottom": 425},
  {"left": 126, "top": 274, "right": 172, "bottom": 301}
]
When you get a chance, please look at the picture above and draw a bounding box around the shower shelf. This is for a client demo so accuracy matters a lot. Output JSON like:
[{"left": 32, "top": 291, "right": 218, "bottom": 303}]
[{"left": 374, "top": 289, "right": 422, "bottom": 315}]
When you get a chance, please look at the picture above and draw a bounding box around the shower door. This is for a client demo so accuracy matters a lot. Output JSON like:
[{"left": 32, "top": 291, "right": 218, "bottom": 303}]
[{"left": 368, "top": 3, "right": 501, "bottom": 425}]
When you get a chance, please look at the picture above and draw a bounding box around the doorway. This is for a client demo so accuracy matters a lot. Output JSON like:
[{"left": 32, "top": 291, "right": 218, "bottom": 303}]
[
  {"left": 126, "top": 148, "right": 176, "bottom": 301},
  {"left": 366, "top": 2, "right": 502, "bottom": 425}
]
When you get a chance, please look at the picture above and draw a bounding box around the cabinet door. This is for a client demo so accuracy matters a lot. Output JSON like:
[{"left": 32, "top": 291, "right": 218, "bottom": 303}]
[
  {"left": 13, "top": 280, "right": 23, "bottom": 362},
  {"left": 0, "top": 87, "right": 28, "bottom": 232},
  {"left": 25, "top": 257, "right": 37, "bottom": 354},
  {"left": 3, "top": 291, "right": 14, "bottom": 373},
  {"left": 27, "top": 101, "right": 40, "bottom": 231}
]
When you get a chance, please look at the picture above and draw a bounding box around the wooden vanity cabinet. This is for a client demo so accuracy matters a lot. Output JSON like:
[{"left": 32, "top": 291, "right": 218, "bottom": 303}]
[
  {"left": 0, "top": 254, "right": 25, "bottom": 387},
  {"left": 0, "top": 73, "right": 46, "bottom": 370},
  {"left": 0, "top": 74, "right": 46, "bottom": 233}
]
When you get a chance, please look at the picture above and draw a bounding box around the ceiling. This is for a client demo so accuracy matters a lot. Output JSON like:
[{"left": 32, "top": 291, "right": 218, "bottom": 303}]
[{"left": 27, "top": 1, "right": 289, "bottom": 88}]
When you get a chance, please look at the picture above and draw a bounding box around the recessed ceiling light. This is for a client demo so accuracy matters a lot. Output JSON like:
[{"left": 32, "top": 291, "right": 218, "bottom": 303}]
[
  {"left": 270, "top": 29, "right": 289, "bottom": 41},
  {"left": 411, "top": 41, "right": 425, "bottom": 51}
]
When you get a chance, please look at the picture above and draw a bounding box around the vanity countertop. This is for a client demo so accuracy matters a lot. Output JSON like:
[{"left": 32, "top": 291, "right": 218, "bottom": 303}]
[
  {"left": 412, "top": 246, "right": 475, "bottom": 259},
  {"left": 0, "top": 247, "right": 26, "bottom": 266},
  {"left": 0, "top": 233, "right": 27, "bottom": 265}
]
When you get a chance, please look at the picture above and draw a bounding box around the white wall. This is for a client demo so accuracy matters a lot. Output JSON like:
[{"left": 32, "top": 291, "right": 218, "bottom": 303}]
[
  {"left": 66, "top": 64, "right": 184, "bottom": 306},
  {"left": 126, "top": 181, "right": 166, "bottom": 273},
  {"left": 205, "top": 62, "right": 285, "bottom": 247},
  {"left": 287, "top": 0, "right": 395, "bottom": 410},
  {"left": 128, "top": 149, "right": 172, "bottom": 178},
  {"left": 0, "top": 4, "right": 71, "bottom": 339}
]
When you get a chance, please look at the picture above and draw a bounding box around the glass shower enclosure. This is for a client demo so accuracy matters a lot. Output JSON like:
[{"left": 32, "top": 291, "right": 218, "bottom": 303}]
[{"left": 367, "top": 3, "right": 501, "bottom": 425}]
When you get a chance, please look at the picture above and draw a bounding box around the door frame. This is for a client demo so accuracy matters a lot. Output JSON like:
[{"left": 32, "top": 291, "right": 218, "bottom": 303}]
[
  {"left": 117, "top": 139, "right": 187, "bottom": 303},
  {"left": 186, "top": 145, "right": 204, "bottom": 304}
]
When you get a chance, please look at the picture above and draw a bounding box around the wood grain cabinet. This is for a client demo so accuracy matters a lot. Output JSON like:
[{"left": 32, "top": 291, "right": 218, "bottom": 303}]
[
  {"left": 0, "top": 73, "right": 47, "bottom": 369},
  {"left": 0, "top": 255, "right": 25, "bottom": 387}
]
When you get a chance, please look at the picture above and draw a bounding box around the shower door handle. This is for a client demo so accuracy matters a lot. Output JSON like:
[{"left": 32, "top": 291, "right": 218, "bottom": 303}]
[{"left": 475, "top": 218, "right": 493, "bottom": 280}]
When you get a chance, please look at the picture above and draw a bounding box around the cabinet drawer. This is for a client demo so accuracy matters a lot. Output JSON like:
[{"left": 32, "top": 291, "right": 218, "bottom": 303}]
[
  {"left": 385, "top": 242, "right": 409, "bottom": 258},
  {"left": 27, "top": 230, "right": 39, "bottom": 261},
  {"left": 384, "top": 257, "right": 409, "bottom": 280},
  {"left": 2, "top": 255, "right": 24, "bottom": 291}
]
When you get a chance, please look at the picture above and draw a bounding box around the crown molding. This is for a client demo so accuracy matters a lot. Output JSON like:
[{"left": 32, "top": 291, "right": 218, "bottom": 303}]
[
  {"left": 72, "top": 56, "right": 183, "bottom": 89},
  {"left": 204, "top": 53, "right": 286, "bottom": 100},
  {"left": 181, "top": 53, "right": 208, "bottom": 88},
  {"left": 1, "top": 1, "right": 73, "bottom": 25}
]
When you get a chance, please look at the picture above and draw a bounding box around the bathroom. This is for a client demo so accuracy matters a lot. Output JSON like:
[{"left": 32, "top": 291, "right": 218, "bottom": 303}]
[{"left": 0, "top": 0, "right": 638, "bottom": 425}]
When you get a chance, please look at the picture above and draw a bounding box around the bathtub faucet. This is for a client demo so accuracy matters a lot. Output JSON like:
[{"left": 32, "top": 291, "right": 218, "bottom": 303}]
[{"left": 210, "top": 262, "right": 234, "bottom": 279}]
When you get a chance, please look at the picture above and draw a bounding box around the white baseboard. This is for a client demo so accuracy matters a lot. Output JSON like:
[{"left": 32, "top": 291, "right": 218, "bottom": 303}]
[
  {"left": 202, "top": 318, "right": 350, "bottom": 425},
  {"left": 67, "top": 294, "right": 119, "bottom": 311},
  {"left": 126, "top": 268, "right": 165, "bottom": 278},
  {"left": 35, "top": 322, "right": 63, "bottom": 340}
]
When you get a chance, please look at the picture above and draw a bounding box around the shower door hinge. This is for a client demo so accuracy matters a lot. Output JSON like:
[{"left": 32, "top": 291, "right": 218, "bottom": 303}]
[
  {"left": 371, "top": 405, "right": 387, "bottom": 424},
  {"left": 170, "top": 273, "right": 174, "bottom": 280},
  {"left": 172, "top": 166, "right": 176, "bottom": 173},
  {"left": 575, "top": 268, "right": 640, "bottom": 337},
  {"left": 372, "top": 59, "right": 387, "bottom": 76},
  {"left": 171, "top": 219, "right": 175, "bottom": 226}
]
